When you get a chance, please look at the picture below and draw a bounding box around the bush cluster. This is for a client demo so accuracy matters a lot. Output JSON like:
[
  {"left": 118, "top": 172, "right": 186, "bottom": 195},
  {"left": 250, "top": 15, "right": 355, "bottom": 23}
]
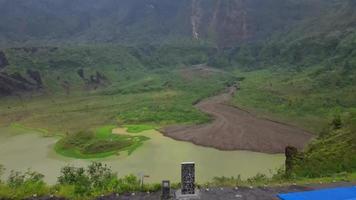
[{"left": 0, "top": 162, "right": 161, "bottom": 200}]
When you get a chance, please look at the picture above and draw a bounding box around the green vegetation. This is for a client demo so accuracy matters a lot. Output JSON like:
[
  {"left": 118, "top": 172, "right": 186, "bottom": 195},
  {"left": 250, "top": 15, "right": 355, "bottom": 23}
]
[
  {"left": 0, "top": 41, "right": 355, "bottom": 181},
  {"left": 1, "top": 42, "right": 355, "bottom": 176},
  {"left": 1, "top": 0, "right": 356, "bottom": 184},
  {"left": 232, "top": 69, "right": 356, "bottom": 132},
  {"left": 225, "top": 30, "right": 356, "bottom": 178},
  {"left": 0, "top": 169, "right": 49, "bottom": 200},
  {"left": 0, "top": 45, "right": 235, "bottom": 133},
  {"left": 55, "top": 126, "right": 149, "bottom": 159},
  {"left": 0, "top": 2, "right": 355, "bottom": 198},
  {"left": 0, "top": 162, "right": 161, "bottom": 200},
  {"left": 55, "top": 162, "right": 157, "bottom": 198},
  {"left": 291, "top": 113, "right": 356, "bottom": 178},
  {"left": 124, "top": 124, "right": 157, "bottom": 133},
  {"left": 0, "top": 162, "right": 355, "bottom": 200},
  {"left": 0, "top": 45, "right": 235, "bottom": 159}
]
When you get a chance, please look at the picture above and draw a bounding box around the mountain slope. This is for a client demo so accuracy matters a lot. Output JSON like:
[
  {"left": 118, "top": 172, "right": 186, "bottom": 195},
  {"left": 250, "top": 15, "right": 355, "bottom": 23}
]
[{"left": 0, "top": 0, "right": 329, "bottom": 47}]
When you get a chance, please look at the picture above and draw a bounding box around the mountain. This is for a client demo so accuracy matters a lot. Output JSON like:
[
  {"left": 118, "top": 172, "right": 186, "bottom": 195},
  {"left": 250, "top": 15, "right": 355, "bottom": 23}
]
[
  {"left": 0, "top": 0, "right": 345, "bottom": 47},
  {"left": 0, "top": 0, "right": 355, "bottom": 104},
  {"left": 0, "top": 0, "right": 355, "bottom": 179}
]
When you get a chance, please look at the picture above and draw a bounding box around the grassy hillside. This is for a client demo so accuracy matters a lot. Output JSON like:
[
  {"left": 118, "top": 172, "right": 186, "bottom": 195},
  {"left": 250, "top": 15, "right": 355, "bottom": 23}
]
[
  {"left": 0, "top": 45, "right": 236, "bottom": 134},
  {"left": 291, "top": 112, "right": 356, "bottom": 178},
  {"left": 232, "top": 68, "right": 356, "bottom": 133},
  {"left": 218, "top": 6, "right": 356, "bottom": 132},
  {"left": 222, "top": 2, "right": 356, "bottom": 177}
]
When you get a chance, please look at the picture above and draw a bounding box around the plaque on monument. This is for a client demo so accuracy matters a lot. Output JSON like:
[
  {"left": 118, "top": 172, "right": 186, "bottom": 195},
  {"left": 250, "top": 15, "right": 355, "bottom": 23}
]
[
  {"left": 161, "top": 180, "right": 171, "bottom": 200},
  {"left": 181, "top": 162, "right": 195, "bottom": 195}
]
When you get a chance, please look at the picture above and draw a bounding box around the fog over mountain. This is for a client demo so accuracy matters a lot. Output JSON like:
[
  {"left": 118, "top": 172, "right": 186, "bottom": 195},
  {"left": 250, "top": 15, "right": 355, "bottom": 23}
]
[{"left": 0, "top": 0, "right": 354, "bottom": 47}]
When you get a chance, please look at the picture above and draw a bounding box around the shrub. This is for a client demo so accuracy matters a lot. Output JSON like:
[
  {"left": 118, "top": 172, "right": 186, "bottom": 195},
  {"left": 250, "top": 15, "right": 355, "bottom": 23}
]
[
  {"left": 4, "top": 170, "right": 48, "bottom": 199},
  {"left": 57, "top": 162, "right": 140, "bottom": 196},
  {"left": 7, "top": 170, "right": 44, "bottom": 188},
  {"left": 57, "top": 166, "right": 91, "bottom": 195},
  {"left": 247, "top": 173, "right": 269, "bottom": 185},
  {"left": 7, "top": 171, "right": 26, "bottom": 188},
  {"left": 331, "top": 115, "right": 343, "bottom": 130},
  {"left": 87, "top": 162, "right": 116, "bottom": 190},
  {"left": 115, "top": 174, "right": 141, "bottom": 193}
]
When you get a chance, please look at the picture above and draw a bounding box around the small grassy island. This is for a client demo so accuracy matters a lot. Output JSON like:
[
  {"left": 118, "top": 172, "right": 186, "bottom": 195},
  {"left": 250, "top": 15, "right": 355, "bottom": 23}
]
[{"left": 55, "top": 126, "right": 149, "bottom": 159}]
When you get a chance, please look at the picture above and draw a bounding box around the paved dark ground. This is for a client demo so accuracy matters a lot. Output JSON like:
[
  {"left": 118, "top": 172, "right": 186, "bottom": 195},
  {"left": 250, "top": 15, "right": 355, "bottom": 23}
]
[
  {"left": 22, "top": 182, "right": 355, "bottom": 200},
  {"left": 95, "top": 182, "right": 355, "bottom": 200},
  {"left": 95, "top": 186, "right": 307, "bottom": 200}
]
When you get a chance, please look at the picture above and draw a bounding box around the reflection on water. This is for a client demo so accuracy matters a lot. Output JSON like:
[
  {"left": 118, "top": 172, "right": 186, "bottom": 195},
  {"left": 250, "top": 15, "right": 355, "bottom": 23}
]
[{"left": 0, "top": 127, "right": 284, "bottom": 184}]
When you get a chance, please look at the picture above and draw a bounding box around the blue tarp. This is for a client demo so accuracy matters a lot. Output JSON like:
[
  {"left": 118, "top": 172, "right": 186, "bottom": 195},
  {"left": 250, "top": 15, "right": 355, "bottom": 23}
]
[{"left": 278, "top": 186, "right": 356, "bottom": 200}]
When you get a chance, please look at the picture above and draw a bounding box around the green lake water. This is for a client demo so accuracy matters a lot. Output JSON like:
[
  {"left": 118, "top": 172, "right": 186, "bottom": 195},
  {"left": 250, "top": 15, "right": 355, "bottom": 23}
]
[{"left": 0, "top": 127, "right": 284, "bottom": 184}]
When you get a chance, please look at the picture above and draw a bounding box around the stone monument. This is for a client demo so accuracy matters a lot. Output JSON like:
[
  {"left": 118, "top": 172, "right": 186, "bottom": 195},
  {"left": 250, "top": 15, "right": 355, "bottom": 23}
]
[
  {"left": 161, "top": 180, "right": 171, "bottom": 200},
  {"left": 175, "top": 162, "right": 200, "bottom": 199},
  {"left": 181, "top": 162, "right": 195, "bottom": 194}
]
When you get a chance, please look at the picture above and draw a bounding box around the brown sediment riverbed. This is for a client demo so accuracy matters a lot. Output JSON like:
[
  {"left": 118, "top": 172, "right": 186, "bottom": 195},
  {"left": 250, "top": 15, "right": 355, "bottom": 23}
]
[{"left": 163, "top": 86, "right": 313, "bottom": 153}]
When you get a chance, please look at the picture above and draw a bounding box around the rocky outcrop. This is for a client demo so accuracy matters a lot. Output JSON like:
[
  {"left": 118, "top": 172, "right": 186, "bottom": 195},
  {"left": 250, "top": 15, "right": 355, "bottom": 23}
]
[
  {"left": 90, "top": 71, "right": 108, "bottom": 85},
  {"left": 87, "top": 71, "right": 109, "bottom": 90},
  {"left": 27, "top": 69, "right": 43, "bottom": 86},
  {"left": 0, "top": 73, "right": 34, "bottom": 96},
  {"left": 0, "top": 71, "right": 42, "bottom": 96},
  {"left": 76, "top": 69, "right": 110, "bottom": 90},
  {"left": 0, "top": 51, "right": 9, "bottom": 69}
]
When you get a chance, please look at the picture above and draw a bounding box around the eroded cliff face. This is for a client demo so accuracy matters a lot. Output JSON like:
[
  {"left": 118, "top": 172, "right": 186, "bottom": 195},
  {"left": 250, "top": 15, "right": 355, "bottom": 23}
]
[
  {"left": 190, "top": 0, "right": 259, "bottom": 47},
  {"left": 191, "top": 0, "right": 202, "bottom": 40},
  {"left": 190, "top": 0, "right": 321, "bottom": 47},
  {"left": 210, "top": 0, "right": 249, "bottom": 46}
]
